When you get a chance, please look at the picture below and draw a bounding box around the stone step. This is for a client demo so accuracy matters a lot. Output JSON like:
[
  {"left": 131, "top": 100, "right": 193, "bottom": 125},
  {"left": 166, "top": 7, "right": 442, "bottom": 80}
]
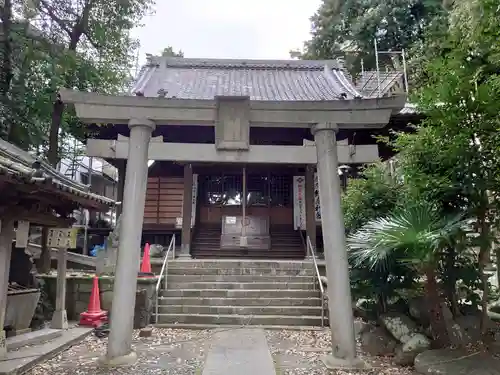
[
  {"left": 167, "top": 260, "right": 314, "bottom": 269},
  {"left": 156, "top": 304, "right": 323, "bottom": 316},
  {"left": 158, "top": 296, "right": 322, "bottom": 307},
  {"left": 155, "top": 313, "right": 325, "bottom": 326},
  {"left": 167, "top": 281, "right": 316, "bottom": 290},
  {"left": 166, "top": 274, "right": 316, "bottom": 283},
  {"left": 191, "top": 252, "right": 306, "bottom": 260},
  {"left": 160, "top": 289, "right": 318, "bottom": 298},
  {"left": 164, "top": 267, "right": 315, "bottom": 276},
  {"left": 153, "top": 323, "right": 325, "bottom": 331}
]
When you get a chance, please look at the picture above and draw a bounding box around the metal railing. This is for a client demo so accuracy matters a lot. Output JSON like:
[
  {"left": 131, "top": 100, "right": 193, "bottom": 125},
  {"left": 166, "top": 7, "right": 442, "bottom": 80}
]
[
  {"left": 307, "top": 235, "right": 326, "bottom": 328},
  {"left": 155, "top": 235, "right": 176, "bottom": 323}
]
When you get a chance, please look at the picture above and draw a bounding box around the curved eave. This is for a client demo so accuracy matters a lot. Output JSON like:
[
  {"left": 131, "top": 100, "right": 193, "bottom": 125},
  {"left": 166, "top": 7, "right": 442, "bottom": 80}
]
[{"left": 61, "top": 88, "right": 405, "bottom": 112}]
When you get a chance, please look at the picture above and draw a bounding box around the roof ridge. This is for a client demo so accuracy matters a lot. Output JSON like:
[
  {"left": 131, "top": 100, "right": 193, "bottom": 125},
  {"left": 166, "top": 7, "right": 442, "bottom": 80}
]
[{"left": 148, "top": 56, "right": 342, "bottom": 70}]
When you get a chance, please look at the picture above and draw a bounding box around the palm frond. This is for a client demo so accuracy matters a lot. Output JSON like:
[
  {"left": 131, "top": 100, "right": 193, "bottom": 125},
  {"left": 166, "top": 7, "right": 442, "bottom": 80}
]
[{"left": 347, "top": 203, "right": 466, "bottom": 272}]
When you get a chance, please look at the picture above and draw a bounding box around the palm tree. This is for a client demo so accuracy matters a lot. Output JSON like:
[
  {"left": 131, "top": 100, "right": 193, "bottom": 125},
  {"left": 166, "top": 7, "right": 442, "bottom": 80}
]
[{"left": 347, "top": 203, "right": 465, "bottom": 348}]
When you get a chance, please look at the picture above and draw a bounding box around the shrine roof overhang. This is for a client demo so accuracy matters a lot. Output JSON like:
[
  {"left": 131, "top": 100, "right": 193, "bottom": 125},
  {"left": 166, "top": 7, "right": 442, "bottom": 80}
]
[
  {"left": 0, "top": 139, "right": 115, "bottom": 213},
  {"left": 61, "top": 57, "right": 409, "bottom": 143}
]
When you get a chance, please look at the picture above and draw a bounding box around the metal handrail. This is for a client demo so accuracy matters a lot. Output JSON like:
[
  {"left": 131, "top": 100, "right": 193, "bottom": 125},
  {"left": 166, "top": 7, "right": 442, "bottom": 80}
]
[
  {"left": 307, "top": 235, "right": 326, "bottom": 328},
  {"left": 155, "top": 235, "right": 176, "bottom": 324}
]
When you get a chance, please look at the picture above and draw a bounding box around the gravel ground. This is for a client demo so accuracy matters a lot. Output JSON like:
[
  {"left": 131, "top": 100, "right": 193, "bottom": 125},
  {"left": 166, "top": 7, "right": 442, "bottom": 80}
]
[
  {"left": 265, "top": 328, "right": 418, "bottom": 375},
  {"left": 27, "top": 327, "right": 418, "bottom": 375},
  {"left": 30, "top": 328, "right": 212, "bottom": 375}
]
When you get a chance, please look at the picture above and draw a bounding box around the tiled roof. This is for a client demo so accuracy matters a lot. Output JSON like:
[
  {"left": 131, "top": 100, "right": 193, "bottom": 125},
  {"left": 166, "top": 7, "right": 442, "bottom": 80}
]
[
  {"left": 356, "top": 71, "right": 404, "bottom": 98},
  {"left": 399, "top": 103, "right": 418, "bottom": 115},
  {"left": 131, "top": 57, "right": 366, "bottom": 101},
  {"left": 0, "top": 139, "right": 114, "bottom": 207}
]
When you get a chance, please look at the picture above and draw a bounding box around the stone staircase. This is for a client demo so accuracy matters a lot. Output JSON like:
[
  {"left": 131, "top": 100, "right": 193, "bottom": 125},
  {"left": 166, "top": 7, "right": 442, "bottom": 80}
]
[
  {"left": 154, "top": 259, "right": 327, "bottom": 329},
  {"left": 191, "top": 225, "right": 306, "bottom": 259}
]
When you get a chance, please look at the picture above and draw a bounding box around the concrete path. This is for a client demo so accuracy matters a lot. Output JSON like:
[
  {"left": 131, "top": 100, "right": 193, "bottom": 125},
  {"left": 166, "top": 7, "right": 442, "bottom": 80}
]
[
  {"left": 202, "top": 328, "right": 276, "bottom": 375},
  {"left": 0, "top": 327, "right": 93, "bottom": 375}
]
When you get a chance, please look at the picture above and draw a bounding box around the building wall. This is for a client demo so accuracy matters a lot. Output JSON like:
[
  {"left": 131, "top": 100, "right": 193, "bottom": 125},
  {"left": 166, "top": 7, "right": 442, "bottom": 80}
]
[
  {"left": 143, "top": 163, "right": 298, "bottom": 230},
  {"left": 198, "top": 206, "right": 293, "bottom": 226},
  {"left": 144, "top": 176, "right": 184, "bottom": 227}
]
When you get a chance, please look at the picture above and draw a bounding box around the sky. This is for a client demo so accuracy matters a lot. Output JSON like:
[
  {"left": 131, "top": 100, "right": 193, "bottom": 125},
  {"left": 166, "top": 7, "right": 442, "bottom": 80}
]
[{"left": 131, "top": 0, "right": 322, "bottom": 65}]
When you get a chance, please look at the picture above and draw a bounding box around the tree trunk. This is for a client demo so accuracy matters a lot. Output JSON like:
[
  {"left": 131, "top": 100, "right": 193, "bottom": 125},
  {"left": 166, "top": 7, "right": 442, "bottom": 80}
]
[
  {"left": 444, "top": 247, "right": 460, "bottom": 317},
  {"left": 377, "top": 292, "right": 388, "bottom": 314},
  {"left": 477, "top": 207, "right": 491, "bottom": 336},
  {"left": 47, "top": 99, "right": 64, "bottom": 167},
  {"left": 46, "top": 20, "right": 83, "bottom": 166},
  {"left": 425, "top": 266, "right": 450, "bottom": 348},
  {"left": 496, "top": 248, "right": 500, "bottom": 297}
]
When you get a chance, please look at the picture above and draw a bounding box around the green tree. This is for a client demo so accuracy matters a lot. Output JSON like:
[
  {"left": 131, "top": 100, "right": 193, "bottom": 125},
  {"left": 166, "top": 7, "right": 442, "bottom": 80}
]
[
  {"left": 161, "top": 46, "right": 183, "bottom": 57},
  {"left": 342, "top": 161, "right": 404, "bottom": 235},
  {"left": 388, "top": 0, "right": 500, "bottom": 332},
  {"left": 31, "top": 0, "right": 154, "bottom": 166},
  {"left": 348, "top": 203, "right": 465, "bottom": 347},
  {"left": 302, "top": 0, "right": 447, "bottom": 73}
]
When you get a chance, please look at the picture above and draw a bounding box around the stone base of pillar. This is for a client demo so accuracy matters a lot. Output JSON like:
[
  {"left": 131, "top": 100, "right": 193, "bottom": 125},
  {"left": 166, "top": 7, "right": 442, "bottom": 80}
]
[
  {"left": 321, "top": 355, "right": 369, "bottom": 370},
  {"left": 51, "top": 309, "right": 69, "bottom": 329},
  {"left": 0, "top": 330, "right": 6, "bottom": 358},
  {"left": 98, "top": 351, "right": 138, "bottom": 367},
  {"left": 178, "top": 245, "right": 192, "bottom": 259}
]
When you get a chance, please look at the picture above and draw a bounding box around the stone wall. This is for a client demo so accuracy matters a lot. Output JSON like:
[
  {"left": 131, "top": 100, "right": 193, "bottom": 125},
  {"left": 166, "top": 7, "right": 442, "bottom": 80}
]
[{"left": 38, "top": 273, "right": 158, "bottom": 329}]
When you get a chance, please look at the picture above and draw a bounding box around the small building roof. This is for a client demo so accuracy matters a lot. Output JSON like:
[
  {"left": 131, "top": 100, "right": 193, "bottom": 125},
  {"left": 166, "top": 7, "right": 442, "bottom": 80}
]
[
  {"left": 0, "top": 139, "right": 114, "bottom": 209},
  {"left": 131, "top": 57, "right": 366, "bottom": 101},
  {"left": 356, "top": 71, "right": 404, "bottom": 98}
]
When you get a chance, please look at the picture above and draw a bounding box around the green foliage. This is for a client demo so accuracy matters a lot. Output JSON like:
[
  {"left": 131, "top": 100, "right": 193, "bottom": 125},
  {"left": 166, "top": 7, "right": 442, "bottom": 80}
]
[
  {"left": 343, "top": 0, "right": 500, "bottom": 332},
  {"left": 348, "top": 203, "right": 465, "bottom": 271},
  {"left": 161, "top": 46, "right": 184, "bottom": 57},
  {"left": 0, "top": 0, "right": 155, "bottom": 161},
  {"left": 342, "top": 162, "right": 404, "bottom": 235},
  {"left": 303, "top": 0, "right": 446, "bottom": 72}
]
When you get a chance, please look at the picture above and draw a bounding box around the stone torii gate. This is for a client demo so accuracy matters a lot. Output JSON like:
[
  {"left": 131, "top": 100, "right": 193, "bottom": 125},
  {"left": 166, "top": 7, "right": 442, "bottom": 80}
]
[{"left": 60, "top": 73, "right": 405, "bottom": 368}]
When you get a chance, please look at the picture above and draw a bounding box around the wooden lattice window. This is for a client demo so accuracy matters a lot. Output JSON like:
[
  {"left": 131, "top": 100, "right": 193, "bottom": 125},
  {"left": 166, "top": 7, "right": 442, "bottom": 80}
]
[
  {"left": 247, "top": 174, "right": 269, "bottom": 206},
  {"left": 201, "top": 174, "right": 243, "bottom": 206},
  {"left": 269, "top": 174, "right": 292, "bottom": 207},
  {"left": 200, "top": 172, "right": 292, "bottom": 207}
]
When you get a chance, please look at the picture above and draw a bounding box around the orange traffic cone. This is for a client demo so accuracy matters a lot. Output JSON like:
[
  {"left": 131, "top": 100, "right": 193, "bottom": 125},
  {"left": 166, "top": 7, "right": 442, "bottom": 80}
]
[
  {"left": 79, "top": 276, "right": 108, "bottom": 327},
  {"left": 139, "top": 243, "right": 154, "bottom": 277}
]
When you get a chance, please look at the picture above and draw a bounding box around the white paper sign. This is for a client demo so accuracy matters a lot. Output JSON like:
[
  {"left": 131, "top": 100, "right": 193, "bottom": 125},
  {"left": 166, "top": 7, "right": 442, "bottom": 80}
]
[
  {"left": 226, "top": 216, "right": 237, "bottom": 225},
  {"left": 293, "top": 176, "right": 306, "bottom": 230},
  {"left": 16, "top": 221, "right": 30, "bottom": 248},
  {"left": 191, "top": 174, "right": 198, "bottom": 227},
  {"left": 47, "top": 228, "right": 78, "bottom": 249}
]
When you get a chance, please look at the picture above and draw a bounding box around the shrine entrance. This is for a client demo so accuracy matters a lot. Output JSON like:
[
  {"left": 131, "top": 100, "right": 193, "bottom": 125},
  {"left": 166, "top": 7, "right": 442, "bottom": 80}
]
[{"left": 197, "top": 164, "right": 296, "bottom": 251}]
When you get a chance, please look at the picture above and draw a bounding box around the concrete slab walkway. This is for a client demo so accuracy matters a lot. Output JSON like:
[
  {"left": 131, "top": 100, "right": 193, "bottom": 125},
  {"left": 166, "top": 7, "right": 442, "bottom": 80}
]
[
  {"left": 0, "top": 326, "right": 92, "bottom": 375},
  {"left": 202, "top": 328, "right": 276, "bottom": 375}
]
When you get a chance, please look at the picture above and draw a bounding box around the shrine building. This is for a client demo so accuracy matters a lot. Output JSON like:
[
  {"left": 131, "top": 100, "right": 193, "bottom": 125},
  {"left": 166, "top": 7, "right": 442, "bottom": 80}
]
[{"left": 60, "top": 57, "right": 416, "bottom": 260}]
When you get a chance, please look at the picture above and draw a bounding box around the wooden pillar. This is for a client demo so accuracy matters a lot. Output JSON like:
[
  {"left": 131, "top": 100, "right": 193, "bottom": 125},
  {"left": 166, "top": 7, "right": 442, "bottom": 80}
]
[
  {"left": 51, "top": 248, "right": 68, "bottom": 329},
  {"left": 305, "top": 165, "right": 317, "bottom": 256},
  {"left": 240, "top": 166, "right": 248, "bottom": 247},
  {"left": 180, "top": 164, "right": 193, "bottom": 258},
  {"left": 0, "top": 219, "right": 15, "bottom": 357},
  {"left": 38, "top": 226, "right": 52, "bottom": 273}
]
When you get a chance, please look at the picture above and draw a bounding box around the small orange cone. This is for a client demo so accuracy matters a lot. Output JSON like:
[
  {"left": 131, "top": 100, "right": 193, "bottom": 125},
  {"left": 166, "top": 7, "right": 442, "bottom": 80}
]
[
  {"left": 139, "top": 243, "right": 154, "bottom": 277},
  {"left": 79, "top": 276, "right": 107, "bottom": 327}
]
